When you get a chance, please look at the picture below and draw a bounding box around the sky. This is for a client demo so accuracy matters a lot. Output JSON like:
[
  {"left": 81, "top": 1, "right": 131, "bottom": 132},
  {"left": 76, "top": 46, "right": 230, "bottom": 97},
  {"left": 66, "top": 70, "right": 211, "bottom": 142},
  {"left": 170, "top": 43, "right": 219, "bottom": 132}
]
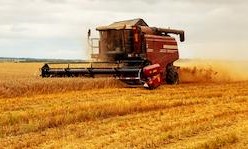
[{"left": 0, "top": 0, "right": 248, "bottom": 60}]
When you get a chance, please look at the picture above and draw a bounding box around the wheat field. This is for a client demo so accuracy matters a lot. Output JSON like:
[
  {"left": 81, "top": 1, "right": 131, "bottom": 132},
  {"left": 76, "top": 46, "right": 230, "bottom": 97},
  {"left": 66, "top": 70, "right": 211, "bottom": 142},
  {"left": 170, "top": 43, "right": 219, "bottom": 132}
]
[{"left": 0, "top": 61, "right": 248, "bottom": 149}]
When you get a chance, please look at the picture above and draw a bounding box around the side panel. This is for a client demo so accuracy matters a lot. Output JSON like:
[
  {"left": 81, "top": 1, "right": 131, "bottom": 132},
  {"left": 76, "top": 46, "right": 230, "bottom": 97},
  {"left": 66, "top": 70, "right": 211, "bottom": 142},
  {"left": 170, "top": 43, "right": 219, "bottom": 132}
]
[{"left": 145, "top": 34, "right": 179, "bottom": 73}]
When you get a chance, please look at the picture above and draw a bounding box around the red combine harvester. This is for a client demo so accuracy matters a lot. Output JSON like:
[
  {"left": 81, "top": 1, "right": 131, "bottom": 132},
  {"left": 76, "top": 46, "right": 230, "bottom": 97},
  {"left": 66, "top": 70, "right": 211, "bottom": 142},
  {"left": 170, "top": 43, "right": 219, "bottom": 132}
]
[{"left": 41, "top": 19, "right": 185, "bottom": 89}]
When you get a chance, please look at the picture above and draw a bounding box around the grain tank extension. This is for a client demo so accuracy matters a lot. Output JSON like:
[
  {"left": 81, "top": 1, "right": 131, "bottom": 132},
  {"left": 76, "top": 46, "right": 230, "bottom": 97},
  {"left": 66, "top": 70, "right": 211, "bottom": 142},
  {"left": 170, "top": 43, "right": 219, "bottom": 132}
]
[{"left": 41, "top": 18, "right": 185, "bottom": 89}]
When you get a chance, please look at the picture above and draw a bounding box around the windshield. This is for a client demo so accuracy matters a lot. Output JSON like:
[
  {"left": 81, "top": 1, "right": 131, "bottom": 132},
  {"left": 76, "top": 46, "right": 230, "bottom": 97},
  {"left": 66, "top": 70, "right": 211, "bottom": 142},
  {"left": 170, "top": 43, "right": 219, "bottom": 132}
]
[{"left": 99, "top": 30, "right": 133, "bottom": 54}]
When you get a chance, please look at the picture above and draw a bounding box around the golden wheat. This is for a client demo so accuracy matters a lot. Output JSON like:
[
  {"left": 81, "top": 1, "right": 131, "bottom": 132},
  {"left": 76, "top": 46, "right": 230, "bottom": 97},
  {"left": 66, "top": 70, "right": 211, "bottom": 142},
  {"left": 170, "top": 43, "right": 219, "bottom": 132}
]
[
  {"left": 0, "top": 62, "right": 124, "bottom": 98},
  {"left": 0, "top": 61, "right": 248, "bottom": 149}
]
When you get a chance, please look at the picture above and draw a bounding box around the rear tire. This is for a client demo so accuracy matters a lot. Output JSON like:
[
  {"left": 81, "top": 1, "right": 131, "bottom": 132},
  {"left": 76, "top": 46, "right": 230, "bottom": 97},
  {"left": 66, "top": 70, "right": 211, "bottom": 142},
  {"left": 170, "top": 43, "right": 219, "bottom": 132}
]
[{"left": 165, "top": 64, "right": 179, "bottom": 84}]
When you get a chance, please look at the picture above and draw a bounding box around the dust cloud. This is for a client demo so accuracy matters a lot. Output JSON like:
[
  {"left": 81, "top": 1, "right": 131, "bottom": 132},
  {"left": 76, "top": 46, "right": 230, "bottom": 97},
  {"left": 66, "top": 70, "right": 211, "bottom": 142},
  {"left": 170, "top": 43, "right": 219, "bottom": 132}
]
[{"left": 175, "top": 60, "right": 248, "bottom": 83}]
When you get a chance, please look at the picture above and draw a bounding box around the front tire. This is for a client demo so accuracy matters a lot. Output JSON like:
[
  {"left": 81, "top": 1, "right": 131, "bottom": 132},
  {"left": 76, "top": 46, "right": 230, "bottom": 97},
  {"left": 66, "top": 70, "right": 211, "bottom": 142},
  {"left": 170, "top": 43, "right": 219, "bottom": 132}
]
[{"left": 165, "top": 64, "right": 179, "bottom": 84}]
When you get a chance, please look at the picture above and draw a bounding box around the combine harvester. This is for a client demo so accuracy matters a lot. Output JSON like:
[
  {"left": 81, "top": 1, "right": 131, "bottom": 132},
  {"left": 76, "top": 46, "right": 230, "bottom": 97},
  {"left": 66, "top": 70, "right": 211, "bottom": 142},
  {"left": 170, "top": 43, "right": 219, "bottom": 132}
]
[{"left": 41, "top": 19, "right": 185, "bottom": 89}]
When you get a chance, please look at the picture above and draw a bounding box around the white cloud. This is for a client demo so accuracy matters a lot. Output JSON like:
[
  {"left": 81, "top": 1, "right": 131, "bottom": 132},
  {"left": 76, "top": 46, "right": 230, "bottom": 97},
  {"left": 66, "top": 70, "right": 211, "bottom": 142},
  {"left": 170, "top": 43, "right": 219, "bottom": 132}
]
[{"left": 0, "top": 0, "right": 247, "bottom": 60}]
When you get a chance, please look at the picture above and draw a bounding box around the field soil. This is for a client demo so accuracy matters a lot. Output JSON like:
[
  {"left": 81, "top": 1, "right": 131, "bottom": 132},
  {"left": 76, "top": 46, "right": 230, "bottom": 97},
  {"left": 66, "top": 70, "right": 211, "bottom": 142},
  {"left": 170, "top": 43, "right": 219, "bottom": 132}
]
[{"left": 0, "top": 60, "right": 248, "bottom": 149}]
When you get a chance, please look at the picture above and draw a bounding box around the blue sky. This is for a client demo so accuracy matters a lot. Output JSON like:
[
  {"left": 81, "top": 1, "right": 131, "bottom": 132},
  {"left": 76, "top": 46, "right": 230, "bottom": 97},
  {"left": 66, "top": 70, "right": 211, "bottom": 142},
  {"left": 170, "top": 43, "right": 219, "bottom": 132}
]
[{"left": 0, "top": 0, "right": 248, "bottom": 60}]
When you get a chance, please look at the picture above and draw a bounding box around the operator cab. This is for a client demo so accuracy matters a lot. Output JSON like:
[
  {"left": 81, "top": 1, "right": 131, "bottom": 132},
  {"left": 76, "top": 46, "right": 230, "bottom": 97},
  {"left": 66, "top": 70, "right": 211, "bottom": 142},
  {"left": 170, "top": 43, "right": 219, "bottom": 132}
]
[
  {"left": 98, "top": 29, "right": 134, "bottom": 61},
  {"left": 95, "top": 19, "right": 148, "bottom": 61}
]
